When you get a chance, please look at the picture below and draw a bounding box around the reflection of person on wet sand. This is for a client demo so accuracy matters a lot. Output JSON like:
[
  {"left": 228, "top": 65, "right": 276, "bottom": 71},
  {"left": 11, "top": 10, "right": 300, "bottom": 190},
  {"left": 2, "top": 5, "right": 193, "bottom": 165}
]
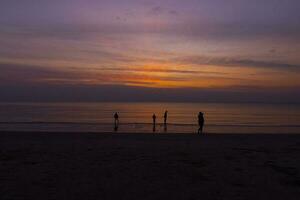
[
  {"left": 198, "top": 112, "right": 205, "bottom": 134},
  {"left": 163, "top": 110, "right": 168, "bottom": 132},
  {"left": 152, "top": 114, "right": 156, "bottom": 132},
  {"left": 114, "top": 124, "right": 118, "bottom": 132}
]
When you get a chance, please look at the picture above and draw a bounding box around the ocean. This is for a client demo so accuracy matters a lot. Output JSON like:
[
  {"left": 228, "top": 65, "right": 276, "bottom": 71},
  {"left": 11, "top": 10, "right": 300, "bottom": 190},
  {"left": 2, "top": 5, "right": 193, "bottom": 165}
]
[{"left": 0, "top": 102, "right": 299, "bottom": 134}]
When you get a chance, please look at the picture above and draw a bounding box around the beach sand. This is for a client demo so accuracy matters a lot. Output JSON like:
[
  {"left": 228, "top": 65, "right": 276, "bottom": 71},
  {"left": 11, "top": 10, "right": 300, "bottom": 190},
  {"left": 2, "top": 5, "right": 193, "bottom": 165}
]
[{"left": 0, "top": 132, "right": 300, "bottom": 200}]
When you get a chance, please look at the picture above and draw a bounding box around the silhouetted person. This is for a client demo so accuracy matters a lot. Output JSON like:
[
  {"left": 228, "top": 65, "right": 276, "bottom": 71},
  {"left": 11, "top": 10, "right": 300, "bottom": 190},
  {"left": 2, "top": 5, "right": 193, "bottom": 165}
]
[
  {"left": 114, "top": 112, "right": 119, "bottom": 130},
  {"left": 164, "top": 110, "right": 168, "bottom": 125},
  {"left": 198, "top": 112, "right": 205, "bottom": 134},
  {"left": 152, "top": 113, "right": 157, "bottom": 125},
  {"left": 152, "top": 114, "right": 156, "bottom": 132}
]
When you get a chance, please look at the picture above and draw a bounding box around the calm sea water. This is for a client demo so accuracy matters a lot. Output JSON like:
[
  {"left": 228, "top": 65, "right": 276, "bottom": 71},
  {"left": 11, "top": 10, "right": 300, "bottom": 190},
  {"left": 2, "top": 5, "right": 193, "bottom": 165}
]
[{"left": 0, "top": 102, "right": 300, "bottom": 134}]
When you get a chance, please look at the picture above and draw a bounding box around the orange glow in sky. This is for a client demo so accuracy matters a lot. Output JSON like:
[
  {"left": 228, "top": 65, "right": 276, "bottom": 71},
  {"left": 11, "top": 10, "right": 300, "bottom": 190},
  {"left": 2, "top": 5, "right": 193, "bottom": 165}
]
[{"left": 1, "top": 0, "right": 300, "bottom": 94}]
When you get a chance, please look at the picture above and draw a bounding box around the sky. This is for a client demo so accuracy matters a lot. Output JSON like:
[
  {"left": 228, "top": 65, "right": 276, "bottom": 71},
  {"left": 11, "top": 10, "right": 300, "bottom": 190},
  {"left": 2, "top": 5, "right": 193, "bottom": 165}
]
[{"left": 0, "top": 0, "right": 300, "bottom": 102}]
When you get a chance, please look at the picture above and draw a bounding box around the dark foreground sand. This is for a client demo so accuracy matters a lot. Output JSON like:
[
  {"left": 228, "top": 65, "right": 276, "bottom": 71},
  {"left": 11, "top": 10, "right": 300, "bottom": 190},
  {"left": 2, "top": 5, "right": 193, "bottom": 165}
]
[{"left": 0, "top": 132, "right": 300, "bottom": 200}]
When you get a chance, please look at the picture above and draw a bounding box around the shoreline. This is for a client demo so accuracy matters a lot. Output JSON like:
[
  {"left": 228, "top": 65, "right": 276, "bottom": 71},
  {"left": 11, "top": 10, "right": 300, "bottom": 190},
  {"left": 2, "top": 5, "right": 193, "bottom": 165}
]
[{"left": 1, "top": 130, "right": 300, "bottom": 135}]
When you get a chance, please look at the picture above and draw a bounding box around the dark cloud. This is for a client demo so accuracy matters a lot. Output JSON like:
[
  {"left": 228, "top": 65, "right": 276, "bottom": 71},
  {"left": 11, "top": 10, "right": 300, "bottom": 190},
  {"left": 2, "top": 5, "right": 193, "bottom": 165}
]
[
  {"left": 176, "top": 56, "right": 300, "bottom": 71},
  {"left": 0, "top": 63, "right": 71, "bottom": 84},
  {"left": 148, "top": 6, "right": 179, "bottom": 17},
  {"left": 0, "top": 62, "right": 115, "bottom": 85},
  {"left": 149, "top": 6, "right": 164, "bottom": 15},
  {"left": 168, "top": 10, "right": 179, "bottom": 16},
  {"left": 88, "top": 67, "right": 228, "bottom": 75}
]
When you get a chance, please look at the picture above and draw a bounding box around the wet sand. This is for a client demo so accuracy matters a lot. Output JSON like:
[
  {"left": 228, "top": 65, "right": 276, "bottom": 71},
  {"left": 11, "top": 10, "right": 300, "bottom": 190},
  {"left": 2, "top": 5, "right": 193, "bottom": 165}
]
[{"left": 0, "top": 132, "right": 300, "bottom": 200}]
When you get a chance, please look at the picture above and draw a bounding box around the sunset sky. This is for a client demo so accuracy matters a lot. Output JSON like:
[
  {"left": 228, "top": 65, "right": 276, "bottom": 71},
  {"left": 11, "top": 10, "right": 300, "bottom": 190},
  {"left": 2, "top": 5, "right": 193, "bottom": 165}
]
[{"left": 1, "top": 0, "right": 300, "bottom": 102}]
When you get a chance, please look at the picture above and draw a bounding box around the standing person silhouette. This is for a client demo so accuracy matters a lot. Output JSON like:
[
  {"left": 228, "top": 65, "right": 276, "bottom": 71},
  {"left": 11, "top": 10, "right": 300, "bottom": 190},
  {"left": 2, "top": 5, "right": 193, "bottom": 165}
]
[
  {"left": 114, "top": 112, "right": 119, "bottom": 131},
  {"left": 152, "top": 114, "right": 156, "bottom": 132},
  {"left": 198, "top": 112, "right": 205, "bottom": 134},
  {"left": 164, "top": 110, "right": 168, "bottom": 125}
]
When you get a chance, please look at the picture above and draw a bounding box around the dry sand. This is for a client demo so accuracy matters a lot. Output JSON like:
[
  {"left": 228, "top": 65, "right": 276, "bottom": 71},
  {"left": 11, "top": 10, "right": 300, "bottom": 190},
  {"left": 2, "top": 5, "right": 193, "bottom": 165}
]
[{"left": 0, "top": 132, "right": 300, "bottom": 200}]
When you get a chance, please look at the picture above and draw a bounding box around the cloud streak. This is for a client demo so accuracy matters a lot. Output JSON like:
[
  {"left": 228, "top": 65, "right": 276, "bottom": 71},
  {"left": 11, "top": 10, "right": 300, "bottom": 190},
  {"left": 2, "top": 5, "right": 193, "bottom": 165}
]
[{"left": 175, "top": 56, "right": 300, "bottom": 71}]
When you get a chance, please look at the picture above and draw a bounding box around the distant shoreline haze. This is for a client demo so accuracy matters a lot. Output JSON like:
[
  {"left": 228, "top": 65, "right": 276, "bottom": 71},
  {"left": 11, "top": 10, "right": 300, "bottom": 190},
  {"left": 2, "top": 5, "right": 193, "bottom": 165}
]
[{"left": 0, "top": 85, "right": 299, "bottom": 104}]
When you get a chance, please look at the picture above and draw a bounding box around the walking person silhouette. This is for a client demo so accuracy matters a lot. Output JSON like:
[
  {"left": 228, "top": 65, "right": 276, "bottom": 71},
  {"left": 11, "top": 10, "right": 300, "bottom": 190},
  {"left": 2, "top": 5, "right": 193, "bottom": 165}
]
[{"left": 198, "top": 112, "right": 205, "bottom": 134}]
